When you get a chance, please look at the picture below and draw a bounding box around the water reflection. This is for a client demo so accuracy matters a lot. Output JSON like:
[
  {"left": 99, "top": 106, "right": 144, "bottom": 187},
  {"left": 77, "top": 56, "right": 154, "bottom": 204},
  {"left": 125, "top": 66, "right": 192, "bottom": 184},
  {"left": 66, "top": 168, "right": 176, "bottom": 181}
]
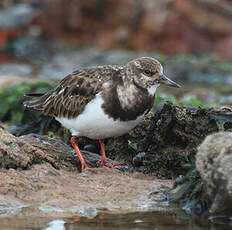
[
  {"left": 42, "top": 220, "right": 65, "bottom": 230},
  {"left": 0, "top": 211, "right": 231, "bottom": 230},
  {"left": 64, "top": 211, "right": 232, "bottom": 230}
]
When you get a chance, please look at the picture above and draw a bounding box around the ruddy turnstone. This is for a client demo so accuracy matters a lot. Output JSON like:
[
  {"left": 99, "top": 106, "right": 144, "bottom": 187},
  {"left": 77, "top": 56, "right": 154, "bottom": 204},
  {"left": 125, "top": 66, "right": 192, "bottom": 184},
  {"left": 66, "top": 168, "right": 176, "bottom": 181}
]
[{"left": 24, "top": 57, "right": 180, "bottom": 171}]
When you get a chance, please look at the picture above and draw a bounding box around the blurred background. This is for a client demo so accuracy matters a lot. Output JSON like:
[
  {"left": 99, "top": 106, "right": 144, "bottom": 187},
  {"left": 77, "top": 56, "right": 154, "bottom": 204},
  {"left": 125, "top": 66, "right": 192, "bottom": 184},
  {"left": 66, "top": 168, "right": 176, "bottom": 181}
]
[{"left": 1, "top": 0, "right": 232, "bottom": 125}]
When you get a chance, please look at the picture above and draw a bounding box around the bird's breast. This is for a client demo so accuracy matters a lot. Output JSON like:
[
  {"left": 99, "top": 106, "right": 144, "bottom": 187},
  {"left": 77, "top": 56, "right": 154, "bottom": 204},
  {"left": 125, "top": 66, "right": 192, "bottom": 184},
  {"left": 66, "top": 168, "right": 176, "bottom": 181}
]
[
  {"left": 55, "top": 93, "right": 145, "bottom": 139},
  {"left": 101, "top": 84, "right": 154, "bottom": 121}
]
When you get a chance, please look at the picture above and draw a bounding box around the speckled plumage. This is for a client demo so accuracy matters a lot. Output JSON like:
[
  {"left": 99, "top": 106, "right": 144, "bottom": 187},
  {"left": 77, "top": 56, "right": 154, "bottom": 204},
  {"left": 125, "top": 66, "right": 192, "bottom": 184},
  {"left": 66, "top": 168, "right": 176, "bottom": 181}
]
[
  {"left": 24, "top": 57, "right": 168, "bottom": 121},
  {"left": 24, "top": 66, "right": 121, "bottom": 119},
  {"left": 24, "top": 57, "right": 180, "bottom": 170}
]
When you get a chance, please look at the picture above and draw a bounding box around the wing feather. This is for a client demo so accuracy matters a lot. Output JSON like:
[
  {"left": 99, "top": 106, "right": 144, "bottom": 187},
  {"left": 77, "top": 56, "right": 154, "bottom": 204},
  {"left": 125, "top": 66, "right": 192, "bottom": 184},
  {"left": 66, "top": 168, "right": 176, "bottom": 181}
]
[
  {"left": 24, "top": 65, "right": 122, "bottom": 119},
  {"left": 43, "top": 69, "right": 105, "bottom": 118}
]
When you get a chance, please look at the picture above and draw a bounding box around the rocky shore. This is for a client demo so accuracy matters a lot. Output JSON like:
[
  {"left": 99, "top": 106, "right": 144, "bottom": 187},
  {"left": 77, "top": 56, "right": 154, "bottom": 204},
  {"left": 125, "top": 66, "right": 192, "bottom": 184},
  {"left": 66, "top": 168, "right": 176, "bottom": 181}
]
[{"left": 1, "top": 102, "right": 232, "bottom": 218}]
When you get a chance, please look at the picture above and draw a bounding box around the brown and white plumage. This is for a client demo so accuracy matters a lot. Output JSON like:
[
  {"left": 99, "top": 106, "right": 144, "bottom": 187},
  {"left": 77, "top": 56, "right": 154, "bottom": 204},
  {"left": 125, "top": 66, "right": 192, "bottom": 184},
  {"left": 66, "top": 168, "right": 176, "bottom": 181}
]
[
  {"left": 24, "top": 66, "right": 115, "bottom": 118},
  {"left": 24, "top": 57, "right": 180, "bottom": 171}
]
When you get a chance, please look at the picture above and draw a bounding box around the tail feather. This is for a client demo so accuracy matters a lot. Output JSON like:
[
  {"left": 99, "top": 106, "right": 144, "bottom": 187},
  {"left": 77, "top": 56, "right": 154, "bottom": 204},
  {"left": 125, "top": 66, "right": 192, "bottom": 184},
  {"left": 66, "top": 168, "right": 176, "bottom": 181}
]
[{"left": 23, "top": 92, "right": 50, "bottom": 111}]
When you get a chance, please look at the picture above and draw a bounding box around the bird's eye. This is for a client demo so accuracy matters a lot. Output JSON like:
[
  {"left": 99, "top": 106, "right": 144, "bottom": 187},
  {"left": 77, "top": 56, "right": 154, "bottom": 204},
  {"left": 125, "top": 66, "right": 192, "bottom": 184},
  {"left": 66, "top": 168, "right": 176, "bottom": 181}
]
[{"left": 143, "top": 69, "right": 152, "bottom": 76}]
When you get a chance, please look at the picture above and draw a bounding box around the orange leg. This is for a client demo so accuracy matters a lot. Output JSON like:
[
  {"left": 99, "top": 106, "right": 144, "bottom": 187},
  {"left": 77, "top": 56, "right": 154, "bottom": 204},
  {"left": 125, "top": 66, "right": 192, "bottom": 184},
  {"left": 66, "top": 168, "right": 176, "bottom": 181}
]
[
  {"left": 70, "top": 136, "right": 88, "bottom": 172},
  {"left": 97, "top": 139, "right": 125, "bottom": 168}
]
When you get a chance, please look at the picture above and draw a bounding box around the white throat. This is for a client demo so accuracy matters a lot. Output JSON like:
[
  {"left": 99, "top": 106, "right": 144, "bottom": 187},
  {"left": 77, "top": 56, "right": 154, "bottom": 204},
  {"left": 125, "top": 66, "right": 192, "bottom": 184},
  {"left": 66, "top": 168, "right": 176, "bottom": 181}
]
[{"left": 148, "top": 84, "right": 160, "bottom": 96}]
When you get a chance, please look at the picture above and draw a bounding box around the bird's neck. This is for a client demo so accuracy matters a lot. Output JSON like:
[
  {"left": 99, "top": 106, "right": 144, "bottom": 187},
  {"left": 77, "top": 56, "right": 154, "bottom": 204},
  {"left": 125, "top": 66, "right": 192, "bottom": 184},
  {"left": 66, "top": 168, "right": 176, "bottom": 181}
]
[{"left": 147, "top": 84, "right": 160, "bottom": 96}]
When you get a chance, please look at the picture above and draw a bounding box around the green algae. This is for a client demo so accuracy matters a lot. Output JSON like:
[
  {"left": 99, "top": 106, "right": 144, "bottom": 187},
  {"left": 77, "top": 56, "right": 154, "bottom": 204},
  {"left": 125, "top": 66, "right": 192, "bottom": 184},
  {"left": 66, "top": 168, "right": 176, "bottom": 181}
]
[{"left": 0, "top": 81, "right": 55, "bottom": 125}]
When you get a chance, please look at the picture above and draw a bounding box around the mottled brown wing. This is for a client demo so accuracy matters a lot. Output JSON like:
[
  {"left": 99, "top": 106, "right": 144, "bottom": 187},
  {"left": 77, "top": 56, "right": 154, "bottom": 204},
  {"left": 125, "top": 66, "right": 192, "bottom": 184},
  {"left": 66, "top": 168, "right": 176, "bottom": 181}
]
[
  {"left": 24, "top": 65, "right": 122, "bottom": 118},
  {"left": 43, "top": 68, "right": 104, "bottom": 118}
]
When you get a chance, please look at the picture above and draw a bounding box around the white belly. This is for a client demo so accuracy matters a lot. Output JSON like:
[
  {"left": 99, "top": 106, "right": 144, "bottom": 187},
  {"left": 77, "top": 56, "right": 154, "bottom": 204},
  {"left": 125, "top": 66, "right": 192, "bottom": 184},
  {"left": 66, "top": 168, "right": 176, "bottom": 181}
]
[{"left": 55, "top": 93, "right": 144, "bottom": 139}]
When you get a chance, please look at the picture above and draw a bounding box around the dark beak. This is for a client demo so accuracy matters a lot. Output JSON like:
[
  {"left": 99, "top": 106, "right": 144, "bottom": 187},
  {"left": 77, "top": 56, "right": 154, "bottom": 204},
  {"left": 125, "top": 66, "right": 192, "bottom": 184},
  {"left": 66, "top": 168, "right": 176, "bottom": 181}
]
[{"left": 158, "top": 75, "right": 181, "bottom": 88}]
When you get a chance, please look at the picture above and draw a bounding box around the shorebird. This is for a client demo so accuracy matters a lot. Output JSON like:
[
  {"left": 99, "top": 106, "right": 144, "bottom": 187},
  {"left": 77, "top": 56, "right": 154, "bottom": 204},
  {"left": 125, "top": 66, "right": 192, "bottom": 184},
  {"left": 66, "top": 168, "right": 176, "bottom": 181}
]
[{"left": 24, "top": 57, "right": 180, "bottom": 171}]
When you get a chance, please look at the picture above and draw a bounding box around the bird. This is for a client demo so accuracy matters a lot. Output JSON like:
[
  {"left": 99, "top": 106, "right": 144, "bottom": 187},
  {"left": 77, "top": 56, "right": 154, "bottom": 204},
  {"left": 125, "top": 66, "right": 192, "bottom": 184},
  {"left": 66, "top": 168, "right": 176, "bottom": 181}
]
[{"left": 24, "top": 57, "right": 181, "bottom": 172}]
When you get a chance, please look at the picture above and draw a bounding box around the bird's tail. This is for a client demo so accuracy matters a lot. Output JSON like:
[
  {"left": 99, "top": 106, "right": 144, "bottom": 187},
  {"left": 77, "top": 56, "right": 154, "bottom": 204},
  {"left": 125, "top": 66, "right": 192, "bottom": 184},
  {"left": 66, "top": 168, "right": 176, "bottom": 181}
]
[{"left": 23, "top": 92, "right": 50, "bottom": 111}]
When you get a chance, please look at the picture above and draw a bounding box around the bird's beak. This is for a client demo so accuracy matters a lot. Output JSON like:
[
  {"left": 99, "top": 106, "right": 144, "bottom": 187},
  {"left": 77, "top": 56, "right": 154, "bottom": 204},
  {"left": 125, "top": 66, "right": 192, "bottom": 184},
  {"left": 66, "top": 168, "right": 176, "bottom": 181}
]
[{"left": 158, "top": 75, "right": 181, "bottom": 88}]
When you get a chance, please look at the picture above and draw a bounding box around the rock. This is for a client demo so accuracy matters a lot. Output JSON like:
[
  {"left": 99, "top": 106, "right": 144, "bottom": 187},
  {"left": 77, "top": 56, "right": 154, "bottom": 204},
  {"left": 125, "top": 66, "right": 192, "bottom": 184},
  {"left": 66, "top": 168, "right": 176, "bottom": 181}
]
[
  {"left": 196, "top": 132, "right": 232, "bottom": 214},
  {"left": 11, "top": 101, "right": 232, "bottom": 178},
  {"left": 0, "top": 128, "right": 124, "bottom": 171},
  {"left": 0, "top": 122, "right": 7, "bottom": 129},
  {"left": 107, "top": 102, "right": 222, "bottom": 178},
  {"left": 132, "top": 152, "right": 146, "bottom": 167},
  {"left": 2, "top": 103, "right": 232, "bottom": 217},
  {"left": 0, "top": 129, "right": 59, "bottom": 170},
  {"left": 0, "top": 128, "right": 172, "bottom": 217},
  {"left": 169, "top": 181, "right": 193, "bottom": 202},
  {"left": 167, "top": 167, "right": 209, "bottom": 216},
  {"left": 0, "top": 164, "right": 172, "bottom": 217}
]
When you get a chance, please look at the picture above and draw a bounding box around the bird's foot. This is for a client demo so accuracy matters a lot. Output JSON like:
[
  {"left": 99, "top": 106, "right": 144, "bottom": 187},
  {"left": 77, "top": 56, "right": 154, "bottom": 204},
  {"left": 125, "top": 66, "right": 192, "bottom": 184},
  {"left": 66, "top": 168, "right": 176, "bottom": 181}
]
[
  {"left": 97, "top": 160, "right": 125, "bottom": 168},
  {"left": 81, "top": 162, "right": 89, "bottom": 172}
]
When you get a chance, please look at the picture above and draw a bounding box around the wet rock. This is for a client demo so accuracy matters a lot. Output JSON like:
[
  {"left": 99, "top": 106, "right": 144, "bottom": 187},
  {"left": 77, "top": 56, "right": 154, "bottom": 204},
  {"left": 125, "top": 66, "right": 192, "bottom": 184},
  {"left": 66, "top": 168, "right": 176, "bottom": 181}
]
[
  {"left": 108, "top": 102, "right": 221, "bottom": 177},
  {"left": 132, "top": 152, "right": 146, "bottom": 167},
  {"left": 169, "top": 181, "right": 193, "bottom": 202},
  {"left": 0, "top": 122, "right": 7, "bottom": 130},
  {"left": 0, "top": 128, "right": 172, "bottom": 217},
  {"left": 0, "top": 129, "right": 59, "bottom": 170},
  {"left": 2, "top": 103, "right": 232, "bottom": 217},
  {"left": 167, "top": 166, "right": 210, "bottom": 216},
  {"left": 83, "top": 144, "right": 97, "bottom": 153},
  {"left": 0, "top": 128, "right": 125, "bottom": 171},
  {"left": 0, "top": 164, "right": 172, "bottom": 217},
  {"left": 11, "top": 100, "right": 232, "bottom": 178},
  {"left": 108, "top": 102, "right": 232, "bottom": 178},
  {"left": 196, "top": 132, "right": 232, "bottom": 214}
]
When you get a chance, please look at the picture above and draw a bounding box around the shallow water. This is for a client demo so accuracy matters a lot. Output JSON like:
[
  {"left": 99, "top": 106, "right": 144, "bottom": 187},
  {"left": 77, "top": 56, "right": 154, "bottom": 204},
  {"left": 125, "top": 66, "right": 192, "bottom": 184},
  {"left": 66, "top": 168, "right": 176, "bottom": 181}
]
[{"left": 0, "top": 211, "right": 231, "bottom": 230}]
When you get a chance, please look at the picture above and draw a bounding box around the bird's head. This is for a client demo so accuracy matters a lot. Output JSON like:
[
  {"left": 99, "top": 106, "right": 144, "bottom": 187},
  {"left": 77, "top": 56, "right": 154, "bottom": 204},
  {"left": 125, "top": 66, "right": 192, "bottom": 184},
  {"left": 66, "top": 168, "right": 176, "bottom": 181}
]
[{"left": 125, "top": 57, "right": 180, "bottom": 95}]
